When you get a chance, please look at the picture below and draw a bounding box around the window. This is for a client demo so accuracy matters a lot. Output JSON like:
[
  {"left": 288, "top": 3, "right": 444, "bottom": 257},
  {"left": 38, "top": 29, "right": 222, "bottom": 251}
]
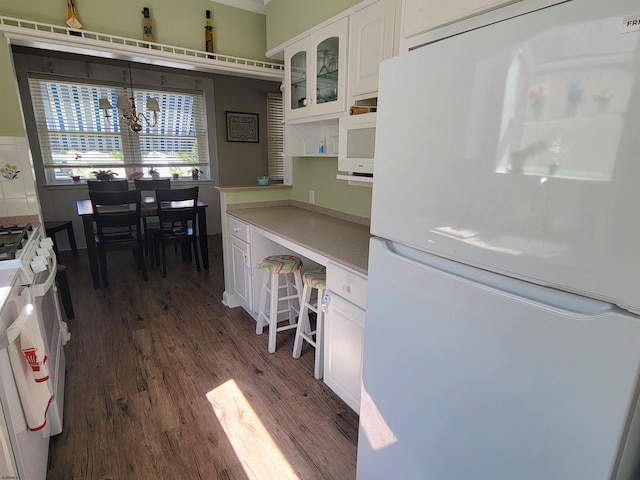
[
  {"left": 29, "top": 77, "right": 209, "bottom": 183},
  {"left": 266, "top": 93, "right": 284, "bottom": 181}
]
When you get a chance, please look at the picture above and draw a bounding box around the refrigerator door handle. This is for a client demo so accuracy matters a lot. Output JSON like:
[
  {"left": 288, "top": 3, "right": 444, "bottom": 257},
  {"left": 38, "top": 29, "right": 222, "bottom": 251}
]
[{"left": 381, "top": 239, "right": 616, "bottom": 317}]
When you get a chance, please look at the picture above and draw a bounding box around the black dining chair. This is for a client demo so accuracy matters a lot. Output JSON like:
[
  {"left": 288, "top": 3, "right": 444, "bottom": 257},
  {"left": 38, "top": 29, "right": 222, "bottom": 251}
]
[
  {"left": 153, "top": 186, "right": 200, "bottom": 278},
  {"left": 89, "top": 189, "right": 148, "bottom": 287},
  {"left": 87, "top": 179, "right": 129, "bottom": 191},
  {"left": 134, "top": 178, "right": 171, "bottom": 255}
]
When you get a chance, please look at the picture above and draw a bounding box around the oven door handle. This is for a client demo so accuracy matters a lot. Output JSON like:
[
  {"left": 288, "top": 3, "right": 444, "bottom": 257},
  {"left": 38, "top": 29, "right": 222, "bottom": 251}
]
[
  {"left": 30, "top": 252, "right": 57, "bottom": 298},
  {"left": 0, "top": 303, "right": 35, "bottom": 350}
]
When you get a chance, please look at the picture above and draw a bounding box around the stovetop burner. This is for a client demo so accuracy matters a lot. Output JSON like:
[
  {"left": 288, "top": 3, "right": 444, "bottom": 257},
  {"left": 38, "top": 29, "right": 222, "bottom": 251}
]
[
  {"left": 0, "top": 224, "right": 26, "bottom": 232},
  {"left": 0, "top": 224, "right": 33, "bottom": 260}
]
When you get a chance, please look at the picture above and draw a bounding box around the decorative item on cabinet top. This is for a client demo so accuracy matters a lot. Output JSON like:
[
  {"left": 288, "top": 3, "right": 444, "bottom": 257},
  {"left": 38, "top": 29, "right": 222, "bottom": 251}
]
[{"left": 66, "top": 0, "right": 82, "bottom": 30}]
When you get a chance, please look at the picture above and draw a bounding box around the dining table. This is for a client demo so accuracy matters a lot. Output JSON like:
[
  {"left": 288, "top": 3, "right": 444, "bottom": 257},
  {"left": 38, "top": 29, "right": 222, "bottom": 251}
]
[{"left": 76, "top": 196, "right": 209, "bottom": 288}]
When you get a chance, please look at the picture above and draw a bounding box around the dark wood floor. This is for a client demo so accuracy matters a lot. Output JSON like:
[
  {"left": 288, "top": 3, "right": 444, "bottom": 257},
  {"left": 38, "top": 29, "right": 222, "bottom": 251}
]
[{"left": 47, "top": 235, "right": 359, "bottom": 479}]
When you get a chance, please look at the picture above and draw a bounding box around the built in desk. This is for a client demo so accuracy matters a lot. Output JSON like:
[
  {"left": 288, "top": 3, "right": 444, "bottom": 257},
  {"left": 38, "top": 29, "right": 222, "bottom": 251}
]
[{"left": 228, "top": 203, "right": 370, "bottom": 275}]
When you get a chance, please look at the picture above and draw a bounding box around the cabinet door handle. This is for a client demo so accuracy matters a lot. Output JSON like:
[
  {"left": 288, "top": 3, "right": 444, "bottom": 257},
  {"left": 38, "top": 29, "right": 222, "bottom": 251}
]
[
  {"left": 321, "top": 293, "right": 330, "bottom": 313},
  {"left": 233, "top": 227, "right": 239, "bottom": 232},
  {"left": 343, "top": 285, "right": 351, "bottom": 294}
]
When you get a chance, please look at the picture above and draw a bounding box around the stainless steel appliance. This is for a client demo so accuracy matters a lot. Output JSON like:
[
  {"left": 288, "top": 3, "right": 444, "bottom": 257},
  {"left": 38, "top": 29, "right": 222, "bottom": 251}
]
[{"left": 359, "top": 1, "right": 640, "bottom": 479}]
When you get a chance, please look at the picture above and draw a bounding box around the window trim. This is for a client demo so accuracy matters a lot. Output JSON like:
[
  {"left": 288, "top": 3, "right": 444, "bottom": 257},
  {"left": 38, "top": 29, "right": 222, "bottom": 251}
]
[{"left": 29, "top": 75, "right": 210, "bottom": 184}]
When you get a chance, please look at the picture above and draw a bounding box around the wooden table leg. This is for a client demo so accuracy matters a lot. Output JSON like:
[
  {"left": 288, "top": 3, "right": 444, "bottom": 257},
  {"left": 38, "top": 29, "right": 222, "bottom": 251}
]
[
  {"left": 82, "top": 215, "right": 100, "bottom": 288},
  {"left": 67, "top": 222, "right": 78, "bottom": 255},
  {"left": 198, "top": 206, "right": 209, "bottom": 269}
]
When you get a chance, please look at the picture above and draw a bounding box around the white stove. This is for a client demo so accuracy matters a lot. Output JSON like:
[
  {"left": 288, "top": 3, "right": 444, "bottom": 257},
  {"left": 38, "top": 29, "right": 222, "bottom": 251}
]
[
  {"left": 0, "top": 223, "right": 68, "bottom": 478},
  {"left": 0, "top": 225, "right": 43, "bottom": 286}
]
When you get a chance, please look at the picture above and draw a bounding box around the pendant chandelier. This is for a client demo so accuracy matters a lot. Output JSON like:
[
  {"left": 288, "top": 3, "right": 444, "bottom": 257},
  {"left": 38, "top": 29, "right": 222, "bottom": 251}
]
[{"left": 99, "top": 63, "right": 159, "bottom": 133}]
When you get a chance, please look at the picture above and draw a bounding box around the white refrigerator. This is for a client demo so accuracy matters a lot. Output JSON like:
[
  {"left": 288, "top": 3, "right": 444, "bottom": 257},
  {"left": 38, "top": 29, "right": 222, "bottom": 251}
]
[{"left": 358, "top": 1, "right": 640, "bottom": 479}]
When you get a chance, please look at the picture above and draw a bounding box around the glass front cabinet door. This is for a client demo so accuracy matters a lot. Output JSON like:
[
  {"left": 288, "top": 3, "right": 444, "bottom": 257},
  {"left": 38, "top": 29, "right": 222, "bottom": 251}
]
[{"left": 285, "top": 18, "right": 348, "bottom": 121}]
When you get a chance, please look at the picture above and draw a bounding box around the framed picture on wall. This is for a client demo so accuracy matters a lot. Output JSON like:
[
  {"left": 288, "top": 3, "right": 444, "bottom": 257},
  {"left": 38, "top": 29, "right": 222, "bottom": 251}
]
[{"left": 226, "top": 111, "right": 259, "bottom": 143}]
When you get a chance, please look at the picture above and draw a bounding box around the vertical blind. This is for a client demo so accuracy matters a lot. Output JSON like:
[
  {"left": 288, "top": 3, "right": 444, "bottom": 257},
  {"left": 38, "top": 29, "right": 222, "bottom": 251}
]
[
  {"left": 266, "top": 93, "right": 284, "bottom": 181},
  {"left": 28, "top": 76, "right": 208, "bottom": 183}
]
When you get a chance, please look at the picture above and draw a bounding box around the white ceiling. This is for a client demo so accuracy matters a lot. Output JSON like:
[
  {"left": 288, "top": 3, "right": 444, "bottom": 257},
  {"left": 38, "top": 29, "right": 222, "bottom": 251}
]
[{"left": 212, "top": 0, "right": 269, "bottom": 15}]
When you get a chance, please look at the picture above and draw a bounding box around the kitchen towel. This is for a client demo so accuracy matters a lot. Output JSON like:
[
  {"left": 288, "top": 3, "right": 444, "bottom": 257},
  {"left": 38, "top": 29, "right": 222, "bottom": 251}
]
[{"left": 7, "top": 303, "right": 53, "bottom": 431}]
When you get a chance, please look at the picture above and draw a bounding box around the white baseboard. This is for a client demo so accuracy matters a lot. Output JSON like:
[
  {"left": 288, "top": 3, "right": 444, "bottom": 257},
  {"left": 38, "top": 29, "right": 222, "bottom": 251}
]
[{"left": 222, "top": 291, "right": 241, "bottom": 308}]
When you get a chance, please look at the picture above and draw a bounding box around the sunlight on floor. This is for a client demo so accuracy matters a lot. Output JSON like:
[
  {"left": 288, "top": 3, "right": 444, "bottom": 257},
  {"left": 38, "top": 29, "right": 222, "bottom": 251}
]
[{"left": 206, "top": 379, "right": 299, "bottom": 480}]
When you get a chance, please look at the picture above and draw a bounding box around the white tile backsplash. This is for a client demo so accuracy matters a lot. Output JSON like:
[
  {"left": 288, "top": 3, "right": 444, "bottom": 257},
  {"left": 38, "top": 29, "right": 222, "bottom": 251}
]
[
  {"left": 0, "top": 137, "right": 40, "bottom": 216},
  {"left": 26, "top": 194, "right": 39, "bottom": 212},
  {"left": 5, "top": 198, "right": 30, "bottom": 216},
  {"left": 0, "top": 144, "right": 18, "bottom": 165},
  {"left": 16, "top": 145, "right": 35, "bottom": 195},
  {"left": 1, "top": 180, "right": 26, "bottom": 199}
]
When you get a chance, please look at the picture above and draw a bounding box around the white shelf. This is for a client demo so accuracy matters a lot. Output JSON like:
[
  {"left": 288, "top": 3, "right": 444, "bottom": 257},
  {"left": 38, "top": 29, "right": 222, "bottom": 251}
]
[
  {"left": 336, "top": 174, "right": 373, "bottom": 187},
  {"left": 285, "top": 119, "right": 339, "bottom": 157},
  {"left": 0, "top": 15, "right": 284, "bottom": 81},
  {"left": 286, "top": 153, "right": 338, "bottom": 158}
]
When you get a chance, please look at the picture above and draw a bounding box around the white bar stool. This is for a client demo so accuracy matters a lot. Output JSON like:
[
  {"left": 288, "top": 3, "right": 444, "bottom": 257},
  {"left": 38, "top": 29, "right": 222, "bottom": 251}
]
[
  {"left": 292, "top": 266, "right": 326, "bottom": 379},
  {"left": 256, "top": 255, "right": 304, "bottom": 353}
]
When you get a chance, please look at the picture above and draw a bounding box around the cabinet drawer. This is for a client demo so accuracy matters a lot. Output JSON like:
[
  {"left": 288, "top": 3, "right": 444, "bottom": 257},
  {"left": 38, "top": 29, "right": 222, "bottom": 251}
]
[
  {"left": 327, "top": 263, "right": 368, "bottom": 310},
  {"left": 228, "top": 215, "right": 250, "bottom": 243}
]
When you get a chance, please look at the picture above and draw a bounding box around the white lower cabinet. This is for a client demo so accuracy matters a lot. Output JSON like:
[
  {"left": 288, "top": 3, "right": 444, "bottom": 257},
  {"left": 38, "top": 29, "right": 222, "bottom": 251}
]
[
  {"left": 324, "top": 263, "right": 367, "bottom": 413},
  {"left": 231, "top": 235, "right": 252, "bottom": 311},
  {"left": 229, "top": 216, "right": 252, "bottom": 312}
]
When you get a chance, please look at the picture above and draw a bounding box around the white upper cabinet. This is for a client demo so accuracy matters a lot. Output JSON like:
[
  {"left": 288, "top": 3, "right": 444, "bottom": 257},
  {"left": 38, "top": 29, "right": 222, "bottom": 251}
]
[
  {"left": 349, "top": 0, "right": 397, "bottom": 99},
  {"left": 284, "top": 18, "right": 349, "bottom": 121},
  {"left": 403, "top": 0, "right": 518, "bottom": 37}
]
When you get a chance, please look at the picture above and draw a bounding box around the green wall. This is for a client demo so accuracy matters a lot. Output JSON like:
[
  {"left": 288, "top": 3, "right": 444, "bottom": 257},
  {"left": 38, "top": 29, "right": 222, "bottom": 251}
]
[
  {"left": 223, "top": 158, "right": 373, "bottom": 219},
  {"left": 222, "top": 157, "right": 373, "bottom": 219},
  {"left": 224, "top": 187, "right": 293, "bottom": 205},
  {"left": 291, "top": 157, "right": 372, "bottom": 218},
  {"left": 265, "top": 0, "right": 362, "bottom": 51}
]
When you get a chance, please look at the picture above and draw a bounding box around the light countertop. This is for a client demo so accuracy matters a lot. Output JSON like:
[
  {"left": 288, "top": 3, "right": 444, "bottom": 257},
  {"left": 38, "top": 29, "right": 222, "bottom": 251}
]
[{"left": 228, "top": 204, "right": 371, "bottom": 275}]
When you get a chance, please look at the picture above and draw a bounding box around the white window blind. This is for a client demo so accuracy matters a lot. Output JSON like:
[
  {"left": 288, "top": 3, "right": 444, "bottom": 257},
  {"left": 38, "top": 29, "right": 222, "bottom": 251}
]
[
  {"left": 266, "top": 93, "right": 284, "bottom": 181},
  {"left": 29, "top": 77, "right": 209, "bottom": 183}
]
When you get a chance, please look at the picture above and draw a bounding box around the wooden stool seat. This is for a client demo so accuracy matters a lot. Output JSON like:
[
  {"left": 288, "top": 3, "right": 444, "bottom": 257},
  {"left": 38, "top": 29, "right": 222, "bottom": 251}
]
[
  {"left": 293, "top": 266, "right": 326, "bottom": 379},
  {"left": 45, "top": 220, "right": 78, "bottom": 256},
  {"left": 256, "top": 255, "right": 303, "bottom": 353}
]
